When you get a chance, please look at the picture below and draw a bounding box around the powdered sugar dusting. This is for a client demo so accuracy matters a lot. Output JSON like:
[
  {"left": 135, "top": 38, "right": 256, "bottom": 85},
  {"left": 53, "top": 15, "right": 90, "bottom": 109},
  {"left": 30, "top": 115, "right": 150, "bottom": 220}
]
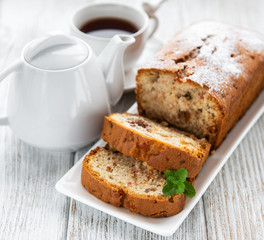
[
  {"left": 187, "top": 22, "right": 264, "bottom": 92},
  {"left": 190, "top": 65, "right": 231, "bottom": 93},
  {"left": 238, "top": 28, "right": 264, "bottom": 53},
  {"left": 199, "top": 37, "right": 241, "bottom": 75},
  {"left": 142, "top": 21, "right": 264, "bottom": 94}
]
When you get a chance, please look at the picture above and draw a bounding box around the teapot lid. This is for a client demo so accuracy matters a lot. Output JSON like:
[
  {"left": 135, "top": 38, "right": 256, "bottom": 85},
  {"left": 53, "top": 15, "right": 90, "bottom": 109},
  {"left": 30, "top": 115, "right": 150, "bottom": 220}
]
[{"left": 24, "top": 33, "right": 89, "bottom": 70}]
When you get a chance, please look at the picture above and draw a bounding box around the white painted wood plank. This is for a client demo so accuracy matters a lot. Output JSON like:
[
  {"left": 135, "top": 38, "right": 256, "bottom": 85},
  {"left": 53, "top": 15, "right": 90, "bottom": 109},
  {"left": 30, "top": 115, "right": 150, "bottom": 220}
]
[
  {"left": 0, "top": 133, "right": 74, "bottom": 239},
  {"left": 67, "top": 198, "right": 207, "bottom": 240},
  {"left": 0, "top": 0, "right": 87, "bottom": 239},
  {"left": 155, "top": 0, "right": 264, "bottom": 44},
  {"left": 203, "top": 115, "right": 264, "bottom": 240}
]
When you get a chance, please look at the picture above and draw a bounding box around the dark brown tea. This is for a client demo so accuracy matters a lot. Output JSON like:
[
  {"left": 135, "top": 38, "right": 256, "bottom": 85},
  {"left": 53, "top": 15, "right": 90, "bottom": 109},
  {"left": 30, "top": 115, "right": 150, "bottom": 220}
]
[{"left": 80, "top": 18, "right": 138, "bottom": 38}]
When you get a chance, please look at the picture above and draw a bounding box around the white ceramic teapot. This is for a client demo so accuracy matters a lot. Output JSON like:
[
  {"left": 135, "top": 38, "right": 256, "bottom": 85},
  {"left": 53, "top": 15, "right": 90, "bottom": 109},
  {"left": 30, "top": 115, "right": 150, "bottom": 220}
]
[{"left": 0, "top": 33, "right": 134, "bottom": 151}]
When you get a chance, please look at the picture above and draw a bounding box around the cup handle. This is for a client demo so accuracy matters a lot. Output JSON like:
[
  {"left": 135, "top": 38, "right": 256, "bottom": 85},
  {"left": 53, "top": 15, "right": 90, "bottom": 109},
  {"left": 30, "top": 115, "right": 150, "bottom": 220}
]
[
  {"left": 0, "top": 60, "right": 21, "bottom": 126},
  {"left": 143, "top": 0, "right": 167, "bottom": 39}
]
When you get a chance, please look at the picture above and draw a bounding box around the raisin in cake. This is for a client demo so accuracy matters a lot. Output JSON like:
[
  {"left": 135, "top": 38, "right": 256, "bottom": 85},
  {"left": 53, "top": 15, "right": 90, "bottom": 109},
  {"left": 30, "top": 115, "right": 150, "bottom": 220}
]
[
  {"left": 136, "top": 21, "right": 264, "bottom": 148},
  {"left": 101, "top": 113, "right": 211, "bottom": 178},
  {"left": 81, "top": 147, "right": 195, "bottom": 217}
]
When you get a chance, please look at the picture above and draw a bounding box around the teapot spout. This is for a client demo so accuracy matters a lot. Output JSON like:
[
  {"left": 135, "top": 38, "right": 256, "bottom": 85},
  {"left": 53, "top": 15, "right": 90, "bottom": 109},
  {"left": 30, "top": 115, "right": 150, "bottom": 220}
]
[{"left": 98, "top": 35, "right": 135, "bottom": 106}]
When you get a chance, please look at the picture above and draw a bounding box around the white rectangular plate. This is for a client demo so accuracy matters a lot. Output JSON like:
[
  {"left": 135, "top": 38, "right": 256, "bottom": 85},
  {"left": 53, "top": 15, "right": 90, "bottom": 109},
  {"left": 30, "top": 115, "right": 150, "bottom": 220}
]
[{"left": 56, "top": 92, "right": 264, "bottom": 236}]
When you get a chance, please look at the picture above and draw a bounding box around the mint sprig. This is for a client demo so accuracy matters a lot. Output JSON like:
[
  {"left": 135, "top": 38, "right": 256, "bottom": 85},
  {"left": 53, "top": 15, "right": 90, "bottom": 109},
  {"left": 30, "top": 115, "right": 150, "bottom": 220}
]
[{"left": 162, "top": 169, "right": 196, "bottom": 198}]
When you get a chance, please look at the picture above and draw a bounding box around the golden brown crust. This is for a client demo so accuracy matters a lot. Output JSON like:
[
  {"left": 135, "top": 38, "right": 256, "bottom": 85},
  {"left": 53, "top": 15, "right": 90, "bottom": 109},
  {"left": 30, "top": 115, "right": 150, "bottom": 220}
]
[
  {"left": 101, "top": 114, "right": 210, "bottom": 178},
  {"left": 136, "top": 21, "right": 264, "bottom": 148},
  {"left": 214, "top": 65, "right": 264, "bottom": 147},
  {"left": 81, "top": 154, "right": 124, "bottom": 207},
  {"left": 123, "top": 193, "right": 186, "bottom": 217},
  {"left": 81, "top": 147, "right": 190, "bottom": 217}
]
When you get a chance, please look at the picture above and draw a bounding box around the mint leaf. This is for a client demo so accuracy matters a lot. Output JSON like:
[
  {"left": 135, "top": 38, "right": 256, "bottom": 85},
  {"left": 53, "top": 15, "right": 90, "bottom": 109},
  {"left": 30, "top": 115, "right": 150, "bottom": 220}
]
[
  {"left": 174, "top": 181, "right": 185, "bottom": 195},
  {"left": 184, "top": 181, "right": 196, "bottom": 198},
  {"left": 162, "top": 169, "right": 196, "bottom": 198},
  {"left": 163, "top": 178, "right": 185, "bottom": 195},
  {"left": 164, "top": 170, "right": 176, "bottom": 178},
  {"left": 173, "top": 168, "right": 188, "bottom": 181},
  {"left": 164, "top": 168, "right": 188, "bottom": 181},
  {"left": 166, "top": 176, "right": 178, "bottom": 184},
  {"left": 162, "top": 182, "right": 177, "bottom": 196}
]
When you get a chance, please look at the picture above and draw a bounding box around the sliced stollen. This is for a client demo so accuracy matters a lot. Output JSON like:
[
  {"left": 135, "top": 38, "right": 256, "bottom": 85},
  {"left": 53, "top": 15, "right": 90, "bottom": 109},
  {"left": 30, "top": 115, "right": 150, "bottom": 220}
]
[
  {"left": 81, "top": 147, "right": 194, "bottom": 217},
  {"left": 101, "top": 113, "right": 211, "bottom": 178}
]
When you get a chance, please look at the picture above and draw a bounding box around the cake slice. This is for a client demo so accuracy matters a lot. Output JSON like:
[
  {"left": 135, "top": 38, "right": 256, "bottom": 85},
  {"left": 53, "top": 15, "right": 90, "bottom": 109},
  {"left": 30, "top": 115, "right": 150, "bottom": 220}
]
[
  {"left": 81, "top": 147, "right": 194, "bottom": 217},
  {"left": 101, "top": 113, "right": 211, "bottom": 178},
  {"left": 136, "top": 21, "right": 264, "bottom": 148}
]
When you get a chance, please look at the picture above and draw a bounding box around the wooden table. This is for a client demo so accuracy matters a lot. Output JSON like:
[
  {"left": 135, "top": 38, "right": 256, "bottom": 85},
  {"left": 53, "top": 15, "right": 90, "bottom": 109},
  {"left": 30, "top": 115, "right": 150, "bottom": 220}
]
[{"left": 0, "top": 0, "right": 263, "bottom": 239}]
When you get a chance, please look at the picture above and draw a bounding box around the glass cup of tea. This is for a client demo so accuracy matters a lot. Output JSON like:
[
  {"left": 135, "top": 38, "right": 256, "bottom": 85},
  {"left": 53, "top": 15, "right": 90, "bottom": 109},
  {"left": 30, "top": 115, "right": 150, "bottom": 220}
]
[{"left": 70, "top": 2, "right": 159, "bottom": 70}]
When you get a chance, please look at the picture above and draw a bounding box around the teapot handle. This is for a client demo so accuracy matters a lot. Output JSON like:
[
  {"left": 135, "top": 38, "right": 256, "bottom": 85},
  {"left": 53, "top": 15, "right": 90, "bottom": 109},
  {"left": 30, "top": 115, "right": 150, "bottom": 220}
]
[
  {"left": 143, "top": 0, "right": 167, "bottom": 39},
  {"left": 0, "top": 60, "right": 21, "bottom": 125}
]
